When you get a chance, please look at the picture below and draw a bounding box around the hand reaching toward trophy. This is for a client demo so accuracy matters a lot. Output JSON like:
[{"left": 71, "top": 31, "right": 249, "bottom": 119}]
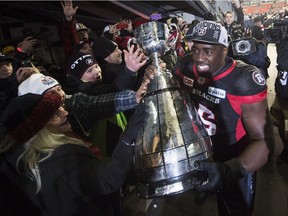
[
  {"left": 144, "top": 61, "right": 166, "bottom": 80},
  {"left": 123, "top": 44, "right": 147, "bottom": 72}
]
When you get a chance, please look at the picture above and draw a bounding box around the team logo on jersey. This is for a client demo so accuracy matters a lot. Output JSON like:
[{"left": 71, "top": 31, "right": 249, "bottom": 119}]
[
  {"left": 183, "top": 76, "right": 194, "bottom": 87},
  {"left": 252, "top": 71, "right": 266, "bottom": 86},
  {"left": 208, "top": 86, "right": 226, "bottom": 99},
  {"left": 197, "top": 77, "right": 206, "bottom": 85}
]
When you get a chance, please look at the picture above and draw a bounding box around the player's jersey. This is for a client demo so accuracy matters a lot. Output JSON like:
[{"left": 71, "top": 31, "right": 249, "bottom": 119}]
[{"left": 174, "top": 55, "right": 267, "bottom": 159}]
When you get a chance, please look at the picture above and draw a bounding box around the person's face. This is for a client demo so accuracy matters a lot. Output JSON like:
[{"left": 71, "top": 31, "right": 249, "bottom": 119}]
[
  {"left": 79, "top": 43, "right": 92, "bottom": 54},
  {"left": 45, "top": 85, "right": 66, "bottom": 102},
  {"left": 177, "top": 17, "right": 184, "bottom": 27},
  {"left": 225, "top": 12, "right": 234, "bottom": 25},
  {"left": 255, "top": 21, "right": 262, "bottom": 27},
  {"left": 183, "top": 25, "right": 190, "bottom": 35},
  {"left": 81, "top": 63, "right": 102, "bottom": 82},
  {"left": 77, "top": 30, "right": 89, "bottom": 41},
  {"left": 45, "top": 106, "right": 71, "bottom": 134},
  {"left": 105, "top": 47, "right": 123, "bottom": 64},
  {"left": 191, "top": 42, "right": 227, "bottom": 78},
  {"left": 0, "top": 61, "right": 13, "bottom": 79},
  {"left": 187, "top": 41, "right": 194, "bottom": 51}
]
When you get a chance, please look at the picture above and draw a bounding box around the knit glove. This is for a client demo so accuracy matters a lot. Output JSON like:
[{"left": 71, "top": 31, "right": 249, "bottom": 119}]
[
  {"left": 194, "top": 158, "right": 247, "bottom": 193},
  {"left": 121, "top": 103, "right": 146, "bottom": 146}
]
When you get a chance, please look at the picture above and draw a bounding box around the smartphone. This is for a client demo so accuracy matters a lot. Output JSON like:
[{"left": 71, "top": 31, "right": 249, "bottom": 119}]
[{"left": 20, "top": 60, "right": 33, "bottom": 67}]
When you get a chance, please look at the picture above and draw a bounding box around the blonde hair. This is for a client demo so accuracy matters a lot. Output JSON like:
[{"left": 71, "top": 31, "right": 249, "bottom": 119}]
[{"left": 14, "top": 127, "right": 86, "bottom": 194}]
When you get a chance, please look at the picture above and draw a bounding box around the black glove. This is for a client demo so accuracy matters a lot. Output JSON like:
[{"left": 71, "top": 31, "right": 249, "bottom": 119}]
[
  {"left": 121, "top": 103, "right": 146, "bottom": 146},
  {"left": 194, "top": 158, "right": 247, "bottom": 193}
]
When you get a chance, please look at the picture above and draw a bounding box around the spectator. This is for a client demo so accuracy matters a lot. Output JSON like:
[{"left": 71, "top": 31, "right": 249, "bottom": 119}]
[
  {"left": 73, "top": 40, "right": 93, "bottom": 55},
  {"left": 75, "top": 22, "right": 90, "bottom": 41},
  {"left": 92, "top": 38, "right": 127, "bottom": 85},
  {"left": 17, "top": 72, "right": 148, "bottom": 141},
  {"left": 60, "top": 0, "right": 92, "bottom": 58},
  {"left": 64, "top": 48, "right": 147, "bottom": 156},
  {"left": 0, "top": 52, "right": 37, "bottom": 113},
  {"left": 184, "top": 20, "right": 200, "bottom": 52},
  {"left": 252, "top": 16, "right": 263, "bottom": 41},
  {"left": 65, "top": 44, "right": 145, "bottom": 95},
  {"left": 102, "top": 20, "right": 134, "bottom": 51},
  {"left": 223, "top": 0, "right": 244, "bottom": 40},
  {"left": 0, "top": 92, "right": 146, "bottom": 216},
  {"left": 1, "top": 45, "right": 16, "bottom": 57}
]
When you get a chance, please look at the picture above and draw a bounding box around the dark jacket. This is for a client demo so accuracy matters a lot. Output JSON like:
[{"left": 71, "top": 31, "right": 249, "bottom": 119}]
[
  {"left": 0, "top": 142, "right": 134, "bottom": 216},
  {"left": 0, "top": 74, "right": 19, "bottom": 113},
  {"left": 97, "top": 61, "right": 127, "bottom": 86},
  {"left": 224, "top": 6, "right": 244, "bottom": 40},
  {"left": 62, "top": 69, "right": 134, "bottom": 155},
  {"left": 63, "top": 66, "right": 137, "bottom": 95},
  {"left": 63, "top": 75, "right": 117, "bottom": 96},
  {"left": 59, "top": 18, "right": 80, "bottom": 58},
  {"left": 252, "top": 25, "right": 263, "bottom": 41}
]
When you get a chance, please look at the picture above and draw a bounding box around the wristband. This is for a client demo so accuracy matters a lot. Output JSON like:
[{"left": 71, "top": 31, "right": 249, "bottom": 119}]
[{"left": 17, "top": 47, "right": 27, "bottom": 53}]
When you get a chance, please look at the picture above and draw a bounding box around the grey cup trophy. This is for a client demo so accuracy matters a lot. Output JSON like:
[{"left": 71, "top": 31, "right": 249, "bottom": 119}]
[{"left": 131, "top": 21, "right": 213, "bottom": 199}]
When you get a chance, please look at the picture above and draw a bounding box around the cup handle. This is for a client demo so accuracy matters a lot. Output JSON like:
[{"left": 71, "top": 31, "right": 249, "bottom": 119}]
[{"left": 168, "top": 23, "right": 179, "bottom": 49}]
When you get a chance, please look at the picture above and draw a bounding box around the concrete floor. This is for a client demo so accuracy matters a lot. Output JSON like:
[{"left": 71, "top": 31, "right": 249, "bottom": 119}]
[{"left": 122, "top": 44, "right": 288, "bottom": 216}]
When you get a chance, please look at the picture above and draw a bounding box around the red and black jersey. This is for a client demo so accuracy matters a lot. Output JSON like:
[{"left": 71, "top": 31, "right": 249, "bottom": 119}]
[{"left": 174, "top": 55, "right": 267, "bottom": 160}]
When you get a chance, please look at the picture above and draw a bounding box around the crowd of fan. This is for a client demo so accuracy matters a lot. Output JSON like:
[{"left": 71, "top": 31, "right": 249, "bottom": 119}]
[{"left": 0, "top": 0, "right": 284, "bottom": 215}]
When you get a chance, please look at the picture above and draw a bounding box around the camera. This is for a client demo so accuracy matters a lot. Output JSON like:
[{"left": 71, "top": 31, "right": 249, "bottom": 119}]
[
  {"left": 263, "top": 18, "right": 288, "bottom": 44},
  {"left": 204, "top": 12, "right": 216, "bottom": 21},
  {"left": 230, "top": 37, "right": 257, "bottom": 56}
]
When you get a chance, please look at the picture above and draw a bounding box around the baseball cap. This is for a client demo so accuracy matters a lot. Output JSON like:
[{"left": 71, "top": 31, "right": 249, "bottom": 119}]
[
  {"left": 75, "top": 22, "right": 91, "bottom": 33},
  {"left": 73, "top": 40, "right": 91, "bottom": 53},
  {"left": 102, "top": 25, "right": 112, "bottom": 35},
  {"left": 0, "top": 52, "right": 13, "bottom": 63},
  {"left": 18, "top": 73, "right": 60, "bottom": 96},
  {"left": 191, "top": 20, "right": 228, "bottom": 47},
  {"left": 2, "top": 46, "right": 16, "bottom": 56}
]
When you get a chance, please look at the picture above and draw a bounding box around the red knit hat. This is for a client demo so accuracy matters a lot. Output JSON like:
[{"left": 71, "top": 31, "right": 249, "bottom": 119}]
[{"left": 0, "top": 93, "right": 63, "bottom": 142}]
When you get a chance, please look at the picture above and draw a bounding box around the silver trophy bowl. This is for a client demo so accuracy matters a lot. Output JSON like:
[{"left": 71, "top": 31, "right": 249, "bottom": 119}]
[
  {"left": 133, "top": 21, "right": 213, "bottom": 199},
  {"left": 133, "top": 21, "right": 175, "bottom": 57}
]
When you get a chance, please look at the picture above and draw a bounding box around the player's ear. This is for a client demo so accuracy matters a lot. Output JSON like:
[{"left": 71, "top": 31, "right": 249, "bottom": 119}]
[{"left": 223, "top": 47, "right": 228, "bottom": 56}]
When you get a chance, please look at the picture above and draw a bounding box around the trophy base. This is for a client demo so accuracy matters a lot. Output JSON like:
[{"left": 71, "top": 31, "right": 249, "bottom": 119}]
[{"left": 136, "top": 170, "right": 208, "bottom": 199}]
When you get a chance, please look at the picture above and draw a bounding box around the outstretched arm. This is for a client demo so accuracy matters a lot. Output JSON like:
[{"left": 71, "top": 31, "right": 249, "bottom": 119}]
[
  {"left": 61, "top": 0, "right": 78, "bottom": 21},
  {"left": 60, "top": 0, "right": 80, "bottom": 57},
  {"left": 232, "top": 0, "right": 244, "bottom": 24}
]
